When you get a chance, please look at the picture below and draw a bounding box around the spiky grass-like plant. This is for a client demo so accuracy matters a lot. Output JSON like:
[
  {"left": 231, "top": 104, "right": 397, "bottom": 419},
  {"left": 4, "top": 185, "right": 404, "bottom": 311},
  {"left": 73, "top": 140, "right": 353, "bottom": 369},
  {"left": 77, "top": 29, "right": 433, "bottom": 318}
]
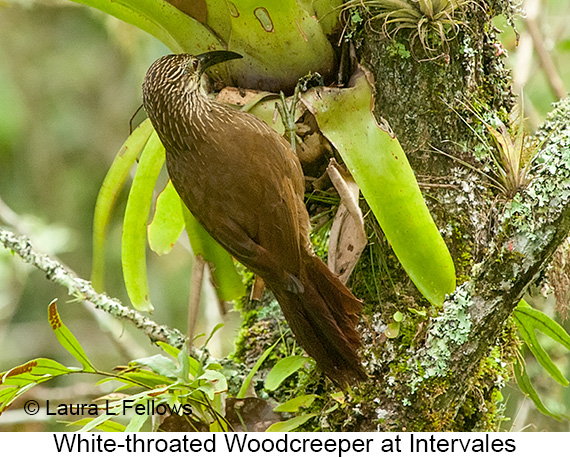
[
  {"left": 343, "top": 0, "right": 472, "bottom": 58},
  {"left": 438, "top": 99, "right": 546, "bottom": 199}
]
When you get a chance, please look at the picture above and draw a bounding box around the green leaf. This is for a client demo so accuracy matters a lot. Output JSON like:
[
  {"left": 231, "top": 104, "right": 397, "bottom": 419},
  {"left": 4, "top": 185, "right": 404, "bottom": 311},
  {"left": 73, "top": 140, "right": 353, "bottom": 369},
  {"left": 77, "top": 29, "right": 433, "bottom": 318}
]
[
  {"left": 48, "top": 300, "right": 96, "bottom": 373},
  {"left": 273, "top": 394, "right": 317, "bottom": 413},
  {"left": 0, "top": 386, "right": 20, "bottom": 409},
  {"left": 302, "top": 70, "right": 456, "bottom": 306},
  {"left": 265, "top": 355, "right": 309, "bottom": 391},
  {"left": 202, "top": 323, "right": 225, "bottom": 348},
  {"left": 224, "top": 0, "right": 335, "bottom": 92},
  {"left": 513, "top": 357, "right": 564, "bottom": 421},
  {"left": 242, "top": 93, "right": 283, "bottom": 134},
  {"left": 91, "top": 119, "right": 153, "bottom": 291},
  {"left": 0, "top": 385, "right": 36, "bottom": 414},
  {"left": 111, "top": 370, "right": 174, "bottom": 389},
  {"left": 66, "top": 418, "right": 126, "bottom": 432},
  {"left": 156, "top": 342, "right": 181, "bottom": 359},
  {"left": 148, "top": 180, "right": 185, "bottom": 255},
  {"left": 68, "top": 0, "right": 223, "bottom": 55},
  {"left": 307, "top": 0, "right": 343, "bottom": 35},
  {"left": 513, "top": 300, "right": 570, "bottom": 386},
  {"left": 176, "top": 345, "right": 191, "bottom": 382},
  {"left": 2, "top": 358, "right": 74, "bottom": 384},
  {"left": 515, "top": 300, "right": 570, "bottom": 350},
  {"left": 197, "top": 370, "right": 228, "bottom": 400},
  {"left": 237, "top": 341, "right": 278, "bottom": 399},
  {"left": 385, "top": 322, "right": 400, "bottom": 339},
  {"left": 132, "top": 354, "right": 179, "bottom": 379},
  {"left": 265, "top": 413, "right": 317, "bottom": 432},
  {"left": 70, "top": 1, "right": 336, "bottom": 93},
  {"left": 1, "top": 373, "right": 49, "bottom": 388},
  {"left": 156, "top": 342, "right": 200, "bottom": 378},
  {"left": 203, "top": 0, "right": 232, "bottom": 43},
  {"left": 125, "top": 410, "right": 150, "bottom": 432},
  {"left": 122, "top": 130, "right": 165, "bottom": 312},
  {"left": 182, "top": 206, "right": 245, "bottom": 302},
  {"left": 78, "top": 413, "right": 119, "bottom": 432}
]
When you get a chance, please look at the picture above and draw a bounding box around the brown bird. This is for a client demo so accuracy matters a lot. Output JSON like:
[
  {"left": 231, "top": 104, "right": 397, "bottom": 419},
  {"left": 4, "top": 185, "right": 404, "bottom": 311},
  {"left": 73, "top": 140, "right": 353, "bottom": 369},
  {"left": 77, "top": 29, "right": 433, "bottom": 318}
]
[{"left": 142, "top": 51, "right": 365, "bottom": 383}]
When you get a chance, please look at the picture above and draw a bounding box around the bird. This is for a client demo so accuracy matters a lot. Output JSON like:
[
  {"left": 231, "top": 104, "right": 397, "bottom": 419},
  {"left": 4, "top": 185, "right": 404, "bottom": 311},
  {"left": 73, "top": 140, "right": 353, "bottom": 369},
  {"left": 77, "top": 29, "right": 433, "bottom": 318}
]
[{"left": 142, "top": 51, "right": 365, "bottom": 383}]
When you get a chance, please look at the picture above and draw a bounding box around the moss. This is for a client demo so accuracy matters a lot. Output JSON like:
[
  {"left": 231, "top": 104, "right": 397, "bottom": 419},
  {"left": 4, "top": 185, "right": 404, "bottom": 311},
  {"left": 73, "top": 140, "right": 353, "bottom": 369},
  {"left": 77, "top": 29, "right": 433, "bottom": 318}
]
[{"left": 455, "top": 320, "right": 518, "bottom": 430}]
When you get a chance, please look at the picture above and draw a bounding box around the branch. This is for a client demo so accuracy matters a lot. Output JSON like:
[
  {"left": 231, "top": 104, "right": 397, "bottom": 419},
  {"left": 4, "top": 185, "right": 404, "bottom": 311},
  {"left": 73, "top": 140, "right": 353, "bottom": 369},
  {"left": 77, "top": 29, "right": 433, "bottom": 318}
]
[
  {"left": 411, "top": 97, "right": 570, "bottom": 416},
  {"left": 524, "top": 0, "right": 567, "bottom": 100},
  {"left": 0, "top": 226, "right": 186, "bottom": 349}
]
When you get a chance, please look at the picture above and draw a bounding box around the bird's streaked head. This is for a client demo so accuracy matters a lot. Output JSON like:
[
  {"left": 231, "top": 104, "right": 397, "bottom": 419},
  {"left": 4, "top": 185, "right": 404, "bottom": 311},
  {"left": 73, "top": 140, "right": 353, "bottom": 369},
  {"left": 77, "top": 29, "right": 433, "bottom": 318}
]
[
  {"left": 141, "top": 51, "right": 243, "bottom": 153},
  {"left": 143, "top": 51, "right": 242, "bottom": 95}
]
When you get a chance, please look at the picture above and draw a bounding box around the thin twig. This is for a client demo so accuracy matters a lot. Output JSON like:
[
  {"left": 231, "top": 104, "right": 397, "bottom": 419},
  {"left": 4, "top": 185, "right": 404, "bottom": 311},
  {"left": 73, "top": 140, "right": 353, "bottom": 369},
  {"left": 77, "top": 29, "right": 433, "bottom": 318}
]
[
  {"left": 524, "top": 0, "right": 567, "bottom": 100},
  {"left": 0, "top": 226, "right": 187, "bottom": 349},
  {"left": 187, "top": 255, "right": 206, "bottom": 350}
]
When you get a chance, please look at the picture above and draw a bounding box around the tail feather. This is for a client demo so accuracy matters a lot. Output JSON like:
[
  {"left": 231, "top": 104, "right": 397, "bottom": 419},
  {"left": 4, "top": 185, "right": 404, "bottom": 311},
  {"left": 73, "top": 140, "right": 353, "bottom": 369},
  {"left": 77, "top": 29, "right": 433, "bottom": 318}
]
[{"left": 269, "top": 253, "right": 365, "bottom": 384}]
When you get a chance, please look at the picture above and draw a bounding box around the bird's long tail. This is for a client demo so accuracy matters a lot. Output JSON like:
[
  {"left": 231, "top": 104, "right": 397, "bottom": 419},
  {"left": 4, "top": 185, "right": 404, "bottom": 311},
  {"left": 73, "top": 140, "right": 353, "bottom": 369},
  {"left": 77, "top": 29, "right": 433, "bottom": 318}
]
[{"left": 269, "top": 253, "right": 365, "bottom": 383}]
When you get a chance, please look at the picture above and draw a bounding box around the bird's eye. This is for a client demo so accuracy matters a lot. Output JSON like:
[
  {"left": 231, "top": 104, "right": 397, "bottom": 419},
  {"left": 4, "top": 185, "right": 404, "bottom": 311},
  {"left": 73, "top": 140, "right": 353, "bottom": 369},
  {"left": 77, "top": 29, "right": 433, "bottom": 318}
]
[{"left": 184, "top": 59, "right": 199, "bottom": 74}]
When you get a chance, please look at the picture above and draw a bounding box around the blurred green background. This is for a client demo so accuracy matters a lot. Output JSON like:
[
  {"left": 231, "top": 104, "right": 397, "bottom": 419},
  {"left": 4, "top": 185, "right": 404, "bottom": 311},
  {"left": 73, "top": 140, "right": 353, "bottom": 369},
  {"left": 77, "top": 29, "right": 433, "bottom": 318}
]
[{"left": 0, "top": 0, "right": 569, "bottom": 431}]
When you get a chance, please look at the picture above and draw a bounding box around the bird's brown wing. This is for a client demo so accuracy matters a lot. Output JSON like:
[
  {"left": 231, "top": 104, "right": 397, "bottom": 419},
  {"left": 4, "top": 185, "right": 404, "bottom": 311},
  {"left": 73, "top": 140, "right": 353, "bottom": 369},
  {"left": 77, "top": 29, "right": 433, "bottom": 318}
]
[{"left": 168, "top": 107, "right": 305, "bottom": 288}]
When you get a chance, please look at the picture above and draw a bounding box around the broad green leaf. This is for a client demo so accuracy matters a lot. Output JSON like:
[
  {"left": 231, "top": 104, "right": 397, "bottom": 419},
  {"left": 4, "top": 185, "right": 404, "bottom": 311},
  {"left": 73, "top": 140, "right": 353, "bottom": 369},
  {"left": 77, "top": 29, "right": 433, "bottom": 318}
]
[
  {"left": 122, "top": 131, "right": 165, "bottom": 312},
  {"left": 0, "top": 385, "right": 36, "bottom": 414},
  {"left": 306, "top": 0, "right": 343, "bottom": 35},
  {"left": 2, "top": 358, "right": 74, "bottom": 384},
  {"left": 156, "top": 342, "right": 181, "bottom": 359},
  {"left": 156, "top": 342, "right": 200, "bottom": 378},
  {"left": 0, "top": 386, "right": 19, "bottom": 406},
  {"left": 273, "top": 394, "right": 317, "bottom": 412},
  {"left": 67, "top": 418, "right": 126, "bottom": 432},
  {"left": 265, "top": 355, "right": 310, "bottom": 391},
  {"left": 48, "top": 300, "right": 96, "bottom": 373},
  {"left": 244, "top": 93, "right": 285, "bottom": 135},
  {"left": 1, "top": 372, "right": 50, "bottom": 387},
  {"left": 204, "top": 0, "right": 232, "bottom": 43},
  {"left": 69, "top": 0, "right": 223, "bottom": 55},
  {"left": 132, "top": 354, "right": 179, "bottom": 379},
  {"left": 197, "top": 370, "right": 228, "bottom": 400},
  {"left": 513, "top": 357, "right": 564, "bottom": 421},
  {"left": 237, "top": 341, "right": 279, "bottom": 399},
  {"left": 514, "top": 300, "right": 569, "bottom": 387},
  {"left": 385, "top": 322, "right": 400, "bottom": 339},
  {"left": 182, "top": 206, "right": 245, "bottom": 301},
  {"left": 148, "top": 180, "right": 185, "bottom": 256},
  {"left": 226, "top": 0, "right": 335, "bottom": 92},
  {"left": 109, "top": 370, "right": 174, "bottom": 389},
  {"left": 78, "top": 413, "right": 119, "bottom": 432},
  {"left": 265, "top": 413, "right": 317, "bottom": 432},
  {"left": 70, "top": 1, "right": 335, "bottom": 92},
  {"left": 515, "top": 300, "right": 570, "bottom": 350},
  {"left": 125, "top": 410, "right": 150, "bottom": 432},
  {"left": 302, "top": 69, "right": 456, "bottom": 306},
  {"left": 176, "top": 345, "right": 191, "bottom": 382},
  {"left": 91, "top": 119, "right": 154, "bottom": 291}
]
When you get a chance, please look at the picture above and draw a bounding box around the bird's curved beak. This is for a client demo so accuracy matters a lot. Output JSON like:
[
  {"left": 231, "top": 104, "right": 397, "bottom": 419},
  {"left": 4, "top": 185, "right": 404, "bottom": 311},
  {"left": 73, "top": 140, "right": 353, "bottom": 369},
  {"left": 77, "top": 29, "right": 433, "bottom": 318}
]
[{"left": 197, "top": 50, "right": 243, "bottom": 74}]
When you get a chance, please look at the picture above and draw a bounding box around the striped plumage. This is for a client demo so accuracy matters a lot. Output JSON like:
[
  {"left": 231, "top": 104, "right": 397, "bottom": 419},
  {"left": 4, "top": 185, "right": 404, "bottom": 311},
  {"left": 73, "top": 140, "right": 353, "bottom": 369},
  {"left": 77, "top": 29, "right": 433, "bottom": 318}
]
[{"left": 142, "top": 52, "right": 365, "bottom": 383}]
